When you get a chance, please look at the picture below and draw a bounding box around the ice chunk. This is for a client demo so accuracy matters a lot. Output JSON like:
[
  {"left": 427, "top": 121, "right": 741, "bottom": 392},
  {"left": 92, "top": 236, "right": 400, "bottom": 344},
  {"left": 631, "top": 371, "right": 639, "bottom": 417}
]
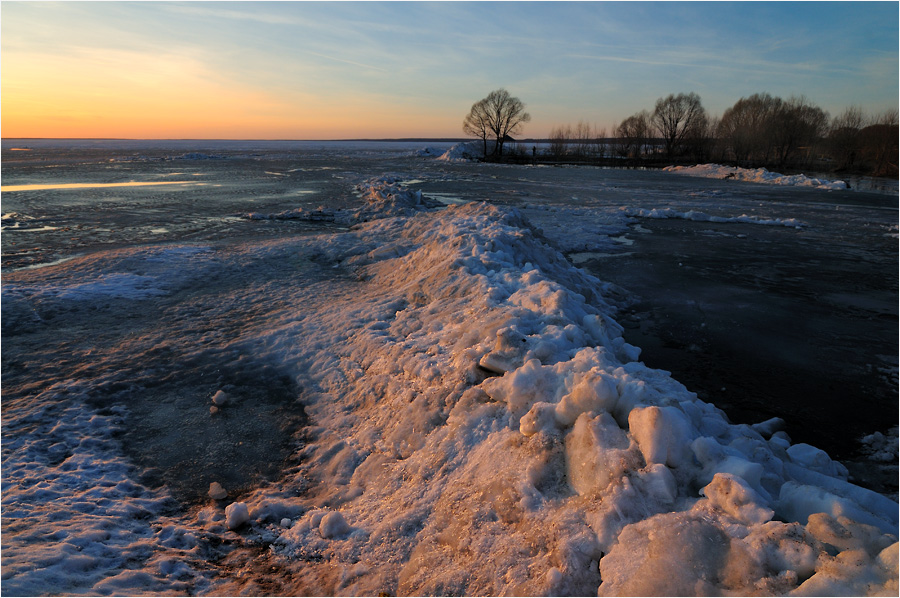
[
  {"left": 702, "top": 472, "right": 774, "bottom": 525},
  {"left": 211, "top": 390, "right": 228, "bottom": 406},
  {"left": 554, "top": 370, "right": 619, "bottom": 427},
  {"left": 598, "top": 512, "right": 731, "bottom": 596},
  {"left": 565, "top": 412, "right": 636, "bottom": 495},
  {"left": 787, "top": 442, "right": 848, "bottom": 478},
  {"left": 777, "top": 481, "right": 896, "bottom": 534},
  {"left": 519, "top": 402, "right": 558, "bottom": 437},
  {"left": 806, "top": 512, "right": 896, "bottom": 557},
  {"left": 319, "top": 511, "right": 350, "bottom": 539},
  {"left": 635, "top": 463, "right": 677, "bottom": 506},
  {"left": 225, "top": 502, "right": 251, "bottom": 530},
  {"left": 208, "top": 482, "right": 228, "bottom": 500},
  {"left": 628, "top": 405, "right": 693, "bottom": 468},
  {"left": 751, "top": 417, "right": 786, "bottom": 438}
]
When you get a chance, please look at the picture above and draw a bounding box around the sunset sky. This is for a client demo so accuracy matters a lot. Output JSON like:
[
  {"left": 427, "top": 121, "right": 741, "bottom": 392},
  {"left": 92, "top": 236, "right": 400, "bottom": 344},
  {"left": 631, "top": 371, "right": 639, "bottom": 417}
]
[{"left": 2, "top": 1, "right": 897, "bottom": 140}]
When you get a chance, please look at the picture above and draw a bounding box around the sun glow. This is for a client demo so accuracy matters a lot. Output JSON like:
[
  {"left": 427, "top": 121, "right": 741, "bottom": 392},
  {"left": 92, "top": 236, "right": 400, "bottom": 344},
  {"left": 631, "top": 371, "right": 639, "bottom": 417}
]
[{"left": 1, "top": 45, "right": 453, "bottom": 139}]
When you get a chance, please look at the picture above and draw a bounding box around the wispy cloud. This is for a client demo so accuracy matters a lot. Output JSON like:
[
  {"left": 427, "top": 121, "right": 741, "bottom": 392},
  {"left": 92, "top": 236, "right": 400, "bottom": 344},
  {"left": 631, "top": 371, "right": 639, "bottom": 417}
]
[{"left": 304, "top": 50, "right": 388, "bottom": 73}]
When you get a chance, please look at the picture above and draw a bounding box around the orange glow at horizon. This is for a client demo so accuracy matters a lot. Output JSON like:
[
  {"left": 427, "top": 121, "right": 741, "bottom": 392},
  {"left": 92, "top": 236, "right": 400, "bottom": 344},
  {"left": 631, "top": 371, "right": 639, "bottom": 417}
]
[{"left": 1, "top": 48, "right": 454, "bottom": 140}]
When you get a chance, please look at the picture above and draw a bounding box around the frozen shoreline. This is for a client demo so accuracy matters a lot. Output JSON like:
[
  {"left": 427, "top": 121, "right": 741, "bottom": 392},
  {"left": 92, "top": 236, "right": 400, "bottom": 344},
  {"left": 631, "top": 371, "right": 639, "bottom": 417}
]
[{"left": 2, "top": 169, "right": 897, "bottom": 595}]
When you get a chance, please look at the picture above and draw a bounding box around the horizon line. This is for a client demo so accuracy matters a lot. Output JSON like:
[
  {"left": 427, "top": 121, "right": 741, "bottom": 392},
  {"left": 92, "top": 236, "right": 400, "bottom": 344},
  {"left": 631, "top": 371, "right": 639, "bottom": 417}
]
[
  {"left": 1, "top": 136, "right": 576, "bottom": 144},
  {"left": 1, "top": 136, "right": 475, "bottom": 142}
]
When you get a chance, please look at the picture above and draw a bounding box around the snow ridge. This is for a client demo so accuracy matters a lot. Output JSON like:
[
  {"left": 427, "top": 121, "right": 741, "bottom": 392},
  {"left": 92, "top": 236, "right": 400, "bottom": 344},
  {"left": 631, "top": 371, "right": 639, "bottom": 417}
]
[
  {"left": 2, "top": 176, "right": 896, "bottom": 596},
  {"left": 624, "top": 206, "right": 807, "bottom": 228},
  {"left": 229, "top": 178, "right": 897, "bottom": 595},
  {"left": 665, "top": 163, "right": 848, "bottom": 190}
]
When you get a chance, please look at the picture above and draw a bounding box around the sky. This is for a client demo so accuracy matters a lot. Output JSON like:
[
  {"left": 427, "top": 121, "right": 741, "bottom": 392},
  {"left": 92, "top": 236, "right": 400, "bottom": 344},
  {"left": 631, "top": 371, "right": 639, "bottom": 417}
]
[{"left": 2, "top": 1, "right": 897, "bottom": 140}]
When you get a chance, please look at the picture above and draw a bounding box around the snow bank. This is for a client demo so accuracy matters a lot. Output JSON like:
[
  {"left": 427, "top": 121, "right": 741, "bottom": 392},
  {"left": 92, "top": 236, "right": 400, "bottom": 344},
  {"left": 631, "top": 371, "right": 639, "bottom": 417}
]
[
  {"left": 3, "top": 176, "right": 896, "bottom": 596},
  {"left": 243, "top": 207, "right": 337, "bottom": 222},
  {"left": 411, "top": 146, "right": 445, "bottom": 157},
  {"left": 229, "top": 178, "right": 895, "bottom": 595},
  {"left": 665, "top": 164, "right": 848, "bottom": 190},
  {"left": 434, "top": 141, "right": 483, "bottom": 162},
  {"left": 624, "top": 206, "right": 807, "bottom": 228},
  {"left": 241, "top": 175, "right": 442, "bottom": 223}
]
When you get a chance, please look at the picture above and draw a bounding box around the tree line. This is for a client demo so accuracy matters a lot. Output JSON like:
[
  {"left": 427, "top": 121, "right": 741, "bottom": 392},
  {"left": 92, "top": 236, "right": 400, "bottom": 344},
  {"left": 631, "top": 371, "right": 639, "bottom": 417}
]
[{"left": 463, "top": 89, "right": 898, "bottom": 177}]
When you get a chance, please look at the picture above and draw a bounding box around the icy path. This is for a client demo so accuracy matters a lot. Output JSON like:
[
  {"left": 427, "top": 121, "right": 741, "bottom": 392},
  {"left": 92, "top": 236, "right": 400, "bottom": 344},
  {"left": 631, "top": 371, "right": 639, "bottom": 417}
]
[{"left": 2, "top": 176, "right": 897, "bottom": 596}]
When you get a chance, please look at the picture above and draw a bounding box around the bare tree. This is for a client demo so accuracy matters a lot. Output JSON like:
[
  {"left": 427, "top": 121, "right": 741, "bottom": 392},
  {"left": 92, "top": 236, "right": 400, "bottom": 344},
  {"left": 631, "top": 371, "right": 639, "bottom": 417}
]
[
  {"left": 861, "top": 109, "right": 899, "bottom": 177},
  {"left": 547, "top": 124, "right": 571, "bottom": 160},
  {"left": 482, "top": 89, "right": 531, "bottom": 158},
  {"left": 718, "top": 93, "right": 782, "bottom": 165},
  {"left": 591, "top": 125, "right": 608, "bottom": 158},
  {"left": 463, "top": 98, "right": 492, "bottom": 158},
  {"left": 571, "top": 120, "right": 594, "bottom": 159},
  {"left": 651, "top": 92, "right": 706, "bottom": 159},
  {"left": 827, "top": 106, "right": 866, "bottom": 170},
  {"left": 685, "top": 113, "right": 717, "bottom": 162},
  {"left": 616, "top": 110, "right": 651, "bottom": 158},
  {"left": 771, "top": 95, "right": 828, "bottom": 167}
]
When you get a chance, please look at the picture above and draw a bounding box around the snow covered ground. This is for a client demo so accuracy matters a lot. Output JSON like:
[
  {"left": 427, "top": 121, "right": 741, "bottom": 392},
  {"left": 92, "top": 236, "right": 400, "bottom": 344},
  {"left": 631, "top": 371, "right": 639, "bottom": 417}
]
[{"left": 2, "top": 142, "right": 897, "bottom": 596}]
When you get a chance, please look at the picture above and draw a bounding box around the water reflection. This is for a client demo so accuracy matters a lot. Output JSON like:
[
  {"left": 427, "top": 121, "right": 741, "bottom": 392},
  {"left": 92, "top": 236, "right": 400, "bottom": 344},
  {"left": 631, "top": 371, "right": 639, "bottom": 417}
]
[{"left": 1, "top": 181, "right": 206, "bottom": 192}]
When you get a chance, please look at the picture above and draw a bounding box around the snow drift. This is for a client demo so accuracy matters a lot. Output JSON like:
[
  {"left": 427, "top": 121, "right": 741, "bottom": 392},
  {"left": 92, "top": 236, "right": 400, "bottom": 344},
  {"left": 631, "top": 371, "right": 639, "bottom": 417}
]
[
  {"left": 414, "top": 141, "right": 484, "bottom": 162},
  {"left": 229, "top": 178, "right": 897, "bottom": 595},
  {"left": 665, "top": 164, "right": 848, "bottom": 190},
  {"left": 2, "top": 176, "right": 896, "bottom": 596}
]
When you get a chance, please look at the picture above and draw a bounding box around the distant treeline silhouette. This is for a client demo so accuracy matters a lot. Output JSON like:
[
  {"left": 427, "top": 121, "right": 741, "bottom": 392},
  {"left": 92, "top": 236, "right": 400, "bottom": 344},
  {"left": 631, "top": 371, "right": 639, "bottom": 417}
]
[{"left": 498, "top": 92, "right": 898, "bottom": 178}]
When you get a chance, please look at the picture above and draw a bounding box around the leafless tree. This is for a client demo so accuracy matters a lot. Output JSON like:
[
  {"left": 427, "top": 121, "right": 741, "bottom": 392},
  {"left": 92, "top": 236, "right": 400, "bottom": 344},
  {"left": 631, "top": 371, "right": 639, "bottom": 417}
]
[
  {"left": 463, "top": 98, "right": 492, "bottom": 158},
  {"left": 591, "top": 125, "right": 608, "bottom": 158},
  {"left": 861, "top": 109, "right": 899, "bottom": 177},
  {"left": 686, "top": 113, "right": 718, "bottom": 162},
  {"left": 571, "top": 120, "right": 594, "bottom": 159},
  {"left": 616, "top": 110, "right": 651, "bottom": 158},
  {"left": 548, "top": 124, "right": 571, "bottom": 159},
  {"left": 771, "top": 95, "right": 828, "bottom": 167},
  {"left": 651, "top": 92, "right": 706, "bottom": 159},
  {"left": 718, "top": 93, "right": 782, "bottom": 165},
  {"left": 481, "top": 89, "right": 531, "bottom": 158},
  {"left": 827, "top": 106, "right": 866, "bottom": 170}
]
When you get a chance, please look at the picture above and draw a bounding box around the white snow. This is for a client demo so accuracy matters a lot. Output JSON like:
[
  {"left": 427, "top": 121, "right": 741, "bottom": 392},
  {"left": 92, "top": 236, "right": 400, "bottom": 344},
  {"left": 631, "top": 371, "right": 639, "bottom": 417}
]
[
  {"left": 424, "top": 141, "right": 483, "bottom": 162},
  {"left": 2, "top": 173, "right": 896, "bottom": 596},
  {"left": 664, "top": 163, "right": 849, "bottom": 190},
  {"left": 624, "top": 206, "right": 807, "bottom": 228}
]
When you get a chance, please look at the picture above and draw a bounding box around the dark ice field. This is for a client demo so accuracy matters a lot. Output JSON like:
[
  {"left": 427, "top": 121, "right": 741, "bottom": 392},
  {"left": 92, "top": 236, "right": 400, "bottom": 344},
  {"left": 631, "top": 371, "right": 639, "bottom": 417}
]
[{"left": 3, "top": 139, "right": 897, "bottom": 500}]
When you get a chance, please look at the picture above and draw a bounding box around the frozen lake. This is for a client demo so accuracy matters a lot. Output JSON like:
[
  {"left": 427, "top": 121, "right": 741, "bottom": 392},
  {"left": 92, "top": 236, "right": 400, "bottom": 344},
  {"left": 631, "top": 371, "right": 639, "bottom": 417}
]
[{"left": 2, "top": 140, "right": 897, "bottom": 595}]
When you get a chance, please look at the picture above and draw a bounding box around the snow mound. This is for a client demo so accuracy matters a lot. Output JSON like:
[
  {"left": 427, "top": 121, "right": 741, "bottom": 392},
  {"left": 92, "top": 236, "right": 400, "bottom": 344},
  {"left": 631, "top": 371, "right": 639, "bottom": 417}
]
[
  {"left": 624, "top": 206, "right": 806, "bottom": 228},
  {"left": 860, "top": 427, "right": 899, "bottom": 463},
  {"left": 3, "top": 176, "right": 896, "bottom": 595},
  {"left": 665, "top": 164, "right": 848, "bottom": 190},
  {"left": 436, "top": 141, "right": 482, "bottom": 162},
  {"left": 243, "top": 207, "right": 338, "bottom": 222},
  {"left": 350, "top": 175, "right": 444, "bottom": 221},
  {"left": 241, "top": 176, "right": 443, "bottom": 224},
  {"left": 411, "top": 146, "right": 445, "bottom": 157},
  {"left": 230, "top": 196, "right": 895, "bottom": 595}
]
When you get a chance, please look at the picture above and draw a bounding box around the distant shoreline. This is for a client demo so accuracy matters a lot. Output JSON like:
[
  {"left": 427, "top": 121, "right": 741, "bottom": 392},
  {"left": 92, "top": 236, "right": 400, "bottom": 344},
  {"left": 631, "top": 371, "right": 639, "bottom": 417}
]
[{"left": 1, "top": 137, "right": 474, "bottom": 143}]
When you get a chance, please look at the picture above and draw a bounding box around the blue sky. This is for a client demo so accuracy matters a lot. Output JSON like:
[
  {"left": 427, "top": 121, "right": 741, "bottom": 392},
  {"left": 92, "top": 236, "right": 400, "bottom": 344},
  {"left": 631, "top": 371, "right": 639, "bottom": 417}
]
[{"left": 2, "top": 1, "right": 897, "bottom": 139}]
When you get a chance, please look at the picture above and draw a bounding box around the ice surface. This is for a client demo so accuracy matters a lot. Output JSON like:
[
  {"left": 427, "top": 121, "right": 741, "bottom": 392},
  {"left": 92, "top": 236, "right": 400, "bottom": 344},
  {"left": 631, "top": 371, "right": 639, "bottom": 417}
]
[
  {"left": 625, "top": 206, "right": 806, "bottom": 228},
  {"left": 2, "top": 168, "right": 896, "bottom": 596}
]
